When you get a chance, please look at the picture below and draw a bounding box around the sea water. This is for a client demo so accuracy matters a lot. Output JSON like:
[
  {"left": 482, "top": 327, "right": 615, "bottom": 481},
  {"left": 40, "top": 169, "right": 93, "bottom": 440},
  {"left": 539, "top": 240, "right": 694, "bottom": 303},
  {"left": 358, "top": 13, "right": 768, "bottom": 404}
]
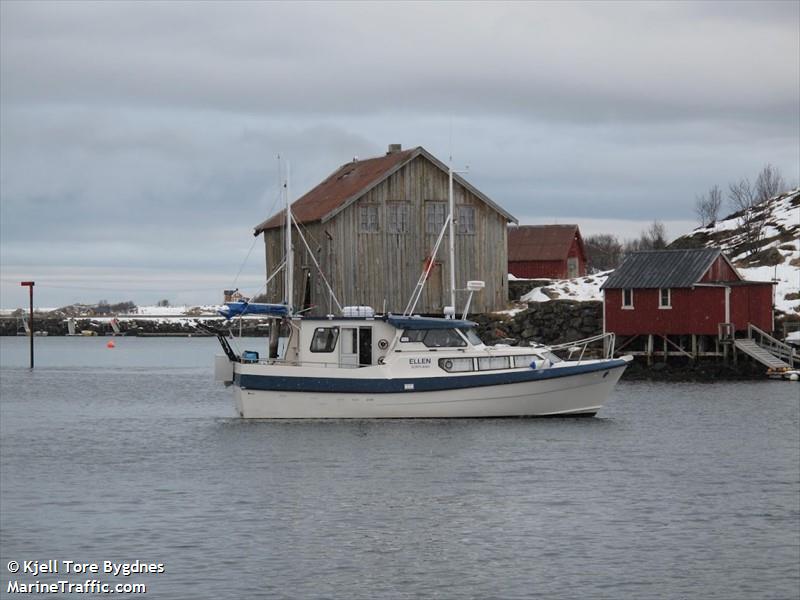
[{"left": 1, "top": 336, "right": 798, "bottom": 599}]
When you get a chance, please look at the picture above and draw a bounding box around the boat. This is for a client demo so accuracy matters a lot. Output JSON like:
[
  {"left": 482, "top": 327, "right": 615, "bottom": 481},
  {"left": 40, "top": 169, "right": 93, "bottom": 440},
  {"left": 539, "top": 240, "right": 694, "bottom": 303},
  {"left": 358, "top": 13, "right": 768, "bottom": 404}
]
[{"left": 212, "top": 158, "right": 632, "bottom": 418}]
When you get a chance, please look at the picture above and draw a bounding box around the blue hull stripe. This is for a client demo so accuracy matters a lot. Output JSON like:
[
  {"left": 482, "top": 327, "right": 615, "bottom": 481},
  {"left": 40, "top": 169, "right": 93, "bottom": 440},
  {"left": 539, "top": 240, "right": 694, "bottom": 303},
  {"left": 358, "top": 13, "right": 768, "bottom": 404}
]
[{"left": 236, "top": 359, "right": 628, "bottom": 394}]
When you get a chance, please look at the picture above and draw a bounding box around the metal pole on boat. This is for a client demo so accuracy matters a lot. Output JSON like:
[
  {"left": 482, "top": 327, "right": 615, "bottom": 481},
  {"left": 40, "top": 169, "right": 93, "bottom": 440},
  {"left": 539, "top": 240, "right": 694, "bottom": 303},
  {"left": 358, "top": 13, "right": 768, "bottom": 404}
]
[
  {"left": 448, "top": 163, "right": 456, "bottom": 316},
  {"left": 20, "top": 281, "right": 34, "bottom": 369},
  {"left": 285, "top": 161, "right": 293, "bottom": 316}
]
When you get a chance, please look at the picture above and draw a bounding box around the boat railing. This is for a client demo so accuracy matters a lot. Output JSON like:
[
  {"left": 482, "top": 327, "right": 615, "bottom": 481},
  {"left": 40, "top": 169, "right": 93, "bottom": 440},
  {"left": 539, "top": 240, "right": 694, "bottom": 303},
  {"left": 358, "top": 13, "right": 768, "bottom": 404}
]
[
  {"left": 249, "top": 358, "right": 369, "bottom": 369},
  {"left": 547, "top": 332, "right": 616, "bottom": 363}
]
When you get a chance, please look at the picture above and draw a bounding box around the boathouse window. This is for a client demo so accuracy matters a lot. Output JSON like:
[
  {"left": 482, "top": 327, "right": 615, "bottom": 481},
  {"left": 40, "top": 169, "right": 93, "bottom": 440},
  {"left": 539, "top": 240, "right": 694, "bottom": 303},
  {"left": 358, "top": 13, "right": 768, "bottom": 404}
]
[
  {"left": 359, "top": 205, "right": 379, "bottom": 233},
  {"left": 457, "top": 205, "right": 475, "bottom": 234},
  {"left": 423, "top": 329, "right": 467, "bottom": 348},
  {"left": 310, "top": 327, "right": 339, "bottom": 353},
  {"left": 439, "top": 357, "right": 474, "bottom": 373},
  {"left": 622, "top": 288, "right": 634, "bottom": 308},
  {"left": 659, "top": 288, "right": 671, "bottom": 309},
  {"left": 426, "top": 202, "right": 447, "bottom": 234},
  {"left": 478, "top": 356, "right": 510, "bottom": 371},
  {"left": 387, "top": 203, "right": 409, "bottom": 234}
]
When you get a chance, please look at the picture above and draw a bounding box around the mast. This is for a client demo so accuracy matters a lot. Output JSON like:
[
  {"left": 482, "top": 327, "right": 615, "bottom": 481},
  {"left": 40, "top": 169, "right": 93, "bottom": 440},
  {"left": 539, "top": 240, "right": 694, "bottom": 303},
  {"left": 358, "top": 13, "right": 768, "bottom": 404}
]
[
  {"left": 448, "top": 161, "right": 456, "bottom": 316},
  {"left": 285, "top": 161, "right": 293, "bottom": 316}
]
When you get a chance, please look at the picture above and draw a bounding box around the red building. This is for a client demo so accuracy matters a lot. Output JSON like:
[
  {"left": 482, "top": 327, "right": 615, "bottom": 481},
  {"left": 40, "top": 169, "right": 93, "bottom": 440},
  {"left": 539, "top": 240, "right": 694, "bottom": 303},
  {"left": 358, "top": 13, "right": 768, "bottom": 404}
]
[
  {"left": 507, "top": 224, "right": 587, "bottom": 279},
  {"left": 602, "top": 248, "right": 774, "bottom": 341}
]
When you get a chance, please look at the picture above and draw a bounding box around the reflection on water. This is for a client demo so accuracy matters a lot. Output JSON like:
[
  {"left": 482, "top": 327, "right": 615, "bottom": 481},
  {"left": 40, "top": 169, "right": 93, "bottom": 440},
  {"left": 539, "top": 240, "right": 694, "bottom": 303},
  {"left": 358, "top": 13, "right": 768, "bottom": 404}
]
[{"left": 1, "top": 337, "right": 798, "bottom": 599}]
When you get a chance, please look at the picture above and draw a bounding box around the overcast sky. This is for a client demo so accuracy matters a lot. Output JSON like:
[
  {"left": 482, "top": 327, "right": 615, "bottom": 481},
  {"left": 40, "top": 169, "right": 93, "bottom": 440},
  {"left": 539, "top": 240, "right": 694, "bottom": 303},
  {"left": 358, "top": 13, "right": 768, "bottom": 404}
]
[{"left": 1, "top": 1, "right": 798, "bottom": 308}]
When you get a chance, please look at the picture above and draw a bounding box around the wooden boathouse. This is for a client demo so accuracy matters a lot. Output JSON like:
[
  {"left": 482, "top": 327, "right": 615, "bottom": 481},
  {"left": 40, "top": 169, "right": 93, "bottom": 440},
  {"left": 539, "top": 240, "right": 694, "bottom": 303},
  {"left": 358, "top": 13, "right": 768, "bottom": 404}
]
[
  {"left": 601, "top": 248, "right": 784, "bottom": 365},
  {"left": 254, "top": 144, "right": 517, "bottom": 315},
  {"left": 507, "top": 224, "right": 587, "bottom": 279}
]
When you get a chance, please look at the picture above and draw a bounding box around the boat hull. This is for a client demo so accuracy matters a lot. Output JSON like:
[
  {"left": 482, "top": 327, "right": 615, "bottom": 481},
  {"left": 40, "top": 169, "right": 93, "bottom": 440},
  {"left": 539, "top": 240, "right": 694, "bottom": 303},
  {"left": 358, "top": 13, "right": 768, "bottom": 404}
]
[{"left": 232, "top": 361, "right": 629, "bottom": 418}]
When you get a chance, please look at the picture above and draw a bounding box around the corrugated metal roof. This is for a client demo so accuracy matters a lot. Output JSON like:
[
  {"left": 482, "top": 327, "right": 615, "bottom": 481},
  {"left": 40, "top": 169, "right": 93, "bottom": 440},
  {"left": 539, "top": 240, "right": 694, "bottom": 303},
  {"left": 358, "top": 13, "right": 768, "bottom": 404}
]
[
  {"left": 601, "top": 248, "right": 722, "bottom": 289},
  {"left": 507, "top": 225, "right": 582, "bottom": 261},
  {"left": 254, "top": 148, "right": 417, "bottom": 233},
  {"left": 254, "top": 145, "right": 517, "bottom": 235}
]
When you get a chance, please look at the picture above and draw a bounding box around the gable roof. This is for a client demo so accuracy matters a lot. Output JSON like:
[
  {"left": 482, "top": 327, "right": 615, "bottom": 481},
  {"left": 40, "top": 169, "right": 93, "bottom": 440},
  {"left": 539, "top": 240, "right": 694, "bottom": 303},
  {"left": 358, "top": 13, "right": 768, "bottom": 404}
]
[
  {"left": 601, "top": 248, "right": 734, "bottom": 289},
  {"left": 507, "top": 224, "right": 583, "bottom": 262},
  {"left": 254, "top": 146, "right": 516, "bottom": 234}
]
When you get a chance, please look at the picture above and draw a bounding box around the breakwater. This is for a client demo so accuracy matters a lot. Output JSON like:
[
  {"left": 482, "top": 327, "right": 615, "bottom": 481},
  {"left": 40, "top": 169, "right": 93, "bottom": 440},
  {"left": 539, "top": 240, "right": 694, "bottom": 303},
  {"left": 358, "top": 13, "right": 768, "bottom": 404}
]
[{"left": 474, "top": 300, "right": 603, "bottom": 346}]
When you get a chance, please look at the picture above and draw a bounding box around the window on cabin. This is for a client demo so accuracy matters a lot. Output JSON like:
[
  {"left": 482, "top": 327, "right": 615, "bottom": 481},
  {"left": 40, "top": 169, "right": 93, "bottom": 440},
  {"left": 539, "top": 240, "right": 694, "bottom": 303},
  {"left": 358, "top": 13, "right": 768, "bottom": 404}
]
[
  {"left": 400, "top": 329, "right": 426, "bottom": 343},
  {"left": 310, "top": 327, "right": 340, "bottom": 352},
  {"left": 512, "top": 354, "right": 539, "bottom": 368},
  {"left": 659, "top": 288, "right": 671, "bottom": 308},
  {"left": 457, "top": 205, "right": 475, "bottom": 234},
  {"left": 387, "top": 202, "right": 409, "bottom": 234},
  {"left": 462, "top": 329, "right": 483, "bottom": 346},
  {"left": 622, "top": 289, "right": 634, "bottom": 308},
  {"left": 426, "top": 202, "right": 447, "bottom": 234},
  {"left": 359, "top": 205, "right": 379, "bottom": 232},
  {"left": 423, "top": 329, "right": 467, "bottom": 348},
  {"left": 439, "top": 357, "right": 474, "bottom": 373},
  {"left": 478, "top": 356, "right": 510, "bottom": 371}
]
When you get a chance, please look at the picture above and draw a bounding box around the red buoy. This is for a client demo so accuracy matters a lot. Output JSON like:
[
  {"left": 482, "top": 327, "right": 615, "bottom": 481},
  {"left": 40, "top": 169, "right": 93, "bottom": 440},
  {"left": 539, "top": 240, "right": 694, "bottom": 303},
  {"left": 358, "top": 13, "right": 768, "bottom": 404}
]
[{"left": 107, "top": 340, "right": 115, "bottom": 349}]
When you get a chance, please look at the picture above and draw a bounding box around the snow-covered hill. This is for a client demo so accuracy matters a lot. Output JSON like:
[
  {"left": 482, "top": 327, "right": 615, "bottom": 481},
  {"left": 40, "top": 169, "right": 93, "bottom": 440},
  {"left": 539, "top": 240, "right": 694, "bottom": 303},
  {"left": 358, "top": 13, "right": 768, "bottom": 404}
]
[{"left": 673, "top": 188, "right": 799, "bottom": 315}]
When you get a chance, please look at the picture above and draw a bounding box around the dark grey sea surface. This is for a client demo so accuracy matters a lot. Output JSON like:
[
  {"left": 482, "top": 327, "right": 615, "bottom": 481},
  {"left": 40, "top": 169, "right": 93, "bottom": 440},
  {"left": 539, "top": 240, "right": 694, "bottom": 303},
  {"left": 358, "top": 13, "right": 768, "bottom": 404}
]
[{"left": 1, "top": 336, "right": 798, "bottom": 599}]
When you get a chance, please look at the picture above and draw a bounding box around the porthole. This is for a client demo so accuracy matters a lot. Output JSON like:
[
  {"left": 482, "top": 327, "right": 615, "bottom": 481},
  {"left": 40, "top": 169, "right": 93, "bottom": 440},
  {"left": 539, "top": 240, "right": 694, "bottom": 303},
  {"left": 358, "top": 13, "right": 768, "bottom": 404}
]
[{"left": 378, "top": 338, "right": 389, "bottom": 350}]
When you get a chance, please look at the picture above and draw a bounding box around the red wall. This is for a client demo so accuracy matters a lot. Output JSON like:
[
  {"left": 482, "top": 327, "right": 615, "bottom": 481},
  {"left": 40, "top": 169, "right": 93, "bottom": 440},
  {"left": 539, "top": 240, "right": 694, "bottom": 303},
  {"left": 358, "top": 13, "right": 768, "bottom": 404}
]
[
  {"left": 700, "top": 256, "right": 739, "bottom": 283},
  {"left": 604, "top": 285, "right": 775, "bottom": 336},
  {"left": 508, "top": 238, "right": 586, "bottom": 279},
  {"left": 730, "top": 284, "right": 773, "bottom": 332},
  {"left": 567, "top": 238, "right": 587, "bottom": 277},
  {"left": 509, "top": 260, "right": 566, "bottom": 279}
]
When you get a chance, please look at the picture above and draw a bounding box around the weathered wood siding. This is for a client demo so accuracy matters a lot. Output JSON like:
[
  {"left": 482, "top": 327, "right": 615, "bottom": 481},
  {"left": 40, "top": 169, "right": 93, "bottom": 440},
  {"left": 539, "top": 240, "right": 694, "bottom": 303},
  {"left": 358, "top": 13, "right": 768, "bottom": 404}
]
[{"left": 263, "top": 155, "right": 509, "bottom": 315}]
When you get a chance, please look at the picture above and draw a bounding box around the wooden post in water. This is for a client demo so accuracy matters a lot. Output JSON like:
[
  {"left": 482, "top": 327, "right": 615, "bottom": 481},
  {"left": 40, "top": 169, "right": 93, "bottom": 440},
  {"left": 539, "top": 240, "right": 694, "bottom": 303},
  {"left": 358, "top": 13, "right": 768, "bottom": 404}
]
[{"left": 20, "top": 281, "right": 34, "bottom": 369}]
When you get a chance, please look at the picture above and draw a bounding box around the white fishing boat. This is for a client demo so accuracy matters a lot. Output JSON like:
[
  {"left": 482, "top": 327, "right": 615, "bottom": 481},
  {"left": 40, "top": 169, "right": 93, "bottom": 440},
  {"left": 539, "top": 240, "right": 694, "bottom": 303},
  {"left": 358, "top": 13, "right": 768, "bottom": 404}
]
[{"left": 213, "top": 158, "right": 632, "bottom": 418}]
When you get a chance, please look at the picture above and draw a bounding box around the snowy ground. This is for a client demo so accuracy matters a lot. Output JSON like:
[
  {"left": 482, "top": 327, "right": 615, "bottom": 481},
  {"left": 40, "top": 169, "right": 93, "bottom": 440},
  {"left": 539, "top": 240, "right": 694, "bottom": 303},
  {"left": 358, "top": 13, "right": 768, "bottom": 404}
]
[{"left": 520, "top": 272, "right": 608, "bottom": 303}]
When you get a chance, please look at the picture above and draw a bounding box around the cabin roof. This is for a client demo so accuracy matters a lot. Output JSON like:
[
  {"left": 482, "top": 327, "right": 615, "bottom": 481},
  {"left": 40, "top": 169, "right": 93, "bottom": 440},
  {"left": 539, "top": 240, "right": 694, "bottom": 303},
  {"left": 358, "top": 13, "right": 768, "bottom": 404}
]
[
  {"left": 387, "top": 316, "right": 477, "bottom": 330},
  {"left": 507, "top": 224, "right": 583, "bottom": 262},
  {"left": 254, "top": 146, "right": 517, "bottom": 234},
  {"left": 601, "top": 248, "right": 730, "bottom": 289}
]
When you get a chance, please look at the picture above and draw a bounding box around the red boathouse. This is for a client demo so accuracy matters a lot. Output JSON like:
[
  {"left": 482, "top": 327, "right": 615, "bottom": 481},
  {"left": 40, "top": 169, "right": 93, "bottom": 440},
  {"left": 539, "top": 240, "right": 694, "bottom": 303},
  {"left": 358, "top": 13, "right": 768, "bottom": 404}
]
[
  {"left": 507, "top": 224, "right": 587, "bottom": 279},
  {"left": 601, "top": 248, "right": 775, "bottom": 360}
]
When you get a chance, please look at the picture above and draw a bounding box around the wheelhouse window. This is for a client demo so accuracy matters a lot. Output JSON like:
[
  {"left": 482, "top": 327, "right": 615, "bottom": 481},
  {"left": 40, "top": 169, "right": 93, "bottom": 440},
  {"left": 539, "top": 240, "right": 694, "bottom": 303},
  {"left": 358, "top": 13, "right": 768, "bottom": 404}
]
[
  {"left": 461, "top": 329, "right": 483, "bottom": 346},
  {"left": 456, "top": 205, "right": 475, "bottom": 234},
  {"left": 426, "top": 202, "right": 447, "bottom": 234},
  {"left": 439, "top": 357, "right": 474, "bottom": 373},
  {"left": 400, "top": 329, "right": 426, "bottom": 343},
  {"left": 422, "top": 329, "right": 467, "bottom": 348},
  {"left": 399, "top": 328, "right": 466, "bottom": 348},
  {"left": 622, "top": 288, "right": 634, "bottom": 308},
  {"left": 387, "top": 202, "right": 409, "bottom": 234},
  {"left": 659, "top": 288, "right": 671, "bottom": 309},
  {"left": 359, "top": 205, "right": 379, "bottom": 233},
  {"left": 310, "top": 327, "right": 339, "bottom": 352}
]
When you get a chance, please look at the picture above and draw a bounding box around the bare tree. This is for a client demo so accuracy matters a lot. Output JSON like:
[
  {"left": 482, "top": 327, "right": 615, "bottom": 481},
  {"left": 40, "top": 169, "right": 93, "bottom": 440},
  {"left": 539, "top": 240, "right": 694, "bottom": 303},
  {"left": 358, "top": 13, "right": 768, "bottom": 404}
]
[
  {"left": 754, "top": 163, "right": 786, "bottom": 204},
  {"left": 621, "top": 220, "right": 669, "bottom": 258},
  {"left": 728, "top": 177, "right": 764, "bottom": 255},
  {"left": 645, "top": 220, "right": 668, "bottom": 249},
  {"left": 695, "top": 184, "right": 723, "bottom": 226},
  {"left": 584, "top": 233, "right": 623, "bottom": 271}
]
